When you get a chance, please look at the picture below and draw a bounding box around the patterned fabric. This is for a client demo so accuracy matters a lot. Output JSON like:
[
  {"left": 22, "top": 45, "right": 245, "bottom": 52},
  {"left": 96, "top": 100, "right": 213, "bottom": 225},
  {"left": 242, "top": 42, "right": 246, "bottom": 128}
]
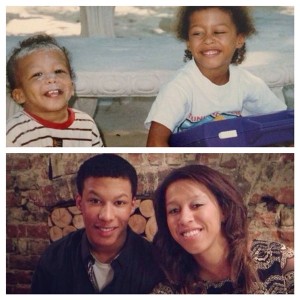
[
  {"left": 6, "top": 108, "right": 103, "bottom": 147},
  {"left": 178, "top": 111, "right": 241, "bottom": 132},
  {"left": 87, "top": 259, "right": 98, "bottom": 291},
  {"left": 152, "top": 240, "right": 294, "bottom": 294}
]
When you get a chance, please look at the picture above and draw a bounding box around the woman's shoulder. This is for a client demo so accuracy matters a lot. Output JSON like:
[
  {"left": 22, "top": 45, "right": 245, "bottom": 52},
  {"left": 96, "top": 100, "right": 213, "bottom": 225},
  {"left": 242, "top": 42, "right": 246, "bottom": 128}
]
[
  {"left": 250, "top": 239, "right": 294, "bottom": 265},
  {"left": 251, "top": 239, "right": 293, "bottom": 251},
  {"left": 151, "top": 281, "right": 179, "bottom": 294},
  {"left": 250, "top": 240, "right": 294, "bottom": 293}
]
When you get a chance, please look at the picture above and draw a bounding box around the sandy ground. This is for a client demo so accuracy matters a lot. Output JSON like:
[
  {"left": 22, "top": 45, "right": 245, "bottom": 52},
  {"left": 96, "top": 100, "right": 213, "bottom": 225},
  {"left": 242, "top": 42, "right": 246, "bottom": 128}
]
[
  {"left": 6, "top": 6, "right": 177, "bottom": 37},
  {"left": 6, "top": 6, "right": 294, "bottom": 147}
]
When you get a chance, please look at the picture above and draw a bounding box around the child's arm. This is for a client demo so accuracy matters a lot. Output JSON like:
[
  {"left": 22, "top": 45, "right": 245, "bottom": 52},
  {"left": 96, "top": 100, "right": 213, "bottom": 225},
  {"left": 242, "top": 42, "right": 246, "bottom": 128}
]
[{"left": 146, "top": 121, "right": 172, "bottom": 147}]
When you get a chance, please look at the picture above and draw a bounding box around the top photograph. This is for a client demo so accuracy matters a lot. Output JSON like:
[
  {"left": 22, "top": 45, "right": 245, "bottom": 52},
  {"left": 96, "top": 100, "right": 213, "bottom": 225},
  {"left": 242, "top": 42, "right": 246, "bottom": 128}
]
[{"left": 6, "top": 6, "right": 294, "bottom": 147}]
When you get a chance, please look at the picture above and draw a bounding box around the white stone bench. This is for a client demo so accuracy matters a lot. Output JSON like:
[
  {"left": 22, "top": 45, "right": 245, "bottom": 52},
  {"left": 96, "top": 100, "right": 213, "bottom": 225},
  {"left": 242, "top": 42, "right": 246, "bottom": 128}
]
[{"left": 6, "top": 35, "right": 294, "bottom": 119}]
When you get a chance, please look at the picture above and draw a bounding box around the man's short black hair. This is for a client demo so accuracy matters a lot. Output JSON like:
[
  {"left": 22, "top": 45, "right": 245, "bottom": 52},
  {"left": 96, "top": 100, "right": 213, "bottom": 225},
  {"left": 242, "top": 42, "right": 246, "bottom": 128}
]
[{"left": 76, "top": 154, "right": 138, "bottom": 197}]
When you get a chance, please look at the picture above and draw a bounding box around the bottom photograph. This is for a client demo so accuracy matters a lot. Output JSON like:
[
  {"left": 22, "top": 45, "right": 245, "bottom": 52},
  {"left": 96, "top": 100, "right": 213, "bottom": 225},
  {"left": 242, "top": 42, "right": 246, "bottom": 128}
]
[{"left": 6, "top": 153, "right": 294, "bottom": 294}]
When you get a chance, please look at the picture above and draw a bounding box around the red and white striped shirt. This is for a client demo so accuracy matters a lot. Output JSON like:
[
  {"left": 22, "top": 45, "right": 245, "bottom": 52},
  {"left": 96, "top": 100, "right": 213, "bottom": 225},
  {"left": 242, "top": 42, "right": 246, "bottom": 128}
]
[{"left": 6, "top": 108, "right": 104, "bottom": 147}]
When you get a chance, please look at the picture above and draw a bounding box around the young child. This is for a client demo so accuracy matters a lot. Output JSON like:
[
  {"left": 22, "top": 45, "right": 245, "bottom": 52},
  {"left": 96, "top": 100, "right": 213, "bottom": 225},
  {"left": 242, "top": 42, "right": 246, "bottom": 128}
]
[
  {"left": 6, "top": 34, "right": 104, "bottom": 147},
  {"left": 145, "top": 7, "right": 287, "bottom": 146}
]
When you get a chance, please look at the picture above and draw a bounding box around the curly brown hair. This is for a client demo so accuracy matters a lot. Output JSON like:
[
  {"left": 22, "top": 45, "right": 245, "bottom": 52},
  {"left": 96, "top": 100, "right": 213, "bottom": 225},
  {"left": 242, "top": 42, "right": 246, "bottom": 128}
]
[
  {"left": 174, "top": 6, "right": 257, "bottom": 64},
  {"left": 153, "top": 164, "right": 260, "bottom": 293}
]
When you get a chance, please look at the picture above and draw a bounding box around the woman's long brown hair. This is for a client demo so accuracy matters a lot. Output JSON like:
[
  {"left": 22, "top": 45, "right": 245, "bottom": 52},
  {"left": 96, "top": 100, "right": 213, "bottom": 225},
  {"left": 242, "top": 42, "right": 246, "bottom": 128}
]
[{"left": 153, "top": 164, "right": 259, "bottom": 293}]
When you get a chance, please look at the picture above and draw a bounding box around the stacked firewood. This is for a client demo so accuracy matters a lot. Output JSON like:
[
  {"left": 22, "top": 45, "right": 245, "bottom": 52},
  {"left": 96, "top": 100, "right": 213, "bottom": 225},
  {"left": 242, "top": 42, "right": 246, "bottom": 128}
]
[
  {"left": 48, "top": 205, "right": 83, "bottom": 242},
  {"left": 128, "top": 199, "right": 157, "bottom": 241},
  {"left": 48, "top": 199, "right": 157, "bottom": 242}
]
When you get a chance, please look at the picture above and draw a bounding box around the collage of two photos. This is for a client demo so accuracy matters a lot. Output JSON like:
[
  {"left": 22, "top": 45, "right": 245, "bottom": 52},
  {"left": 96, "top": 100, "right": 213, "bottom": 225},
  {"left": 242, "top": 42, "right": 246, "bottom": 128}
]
[
  {"left": 6, "top": 6, "right": 294, "bottom": 147},
  {"left": 6, "top": 5, "right": 295, "bottom": 295}
]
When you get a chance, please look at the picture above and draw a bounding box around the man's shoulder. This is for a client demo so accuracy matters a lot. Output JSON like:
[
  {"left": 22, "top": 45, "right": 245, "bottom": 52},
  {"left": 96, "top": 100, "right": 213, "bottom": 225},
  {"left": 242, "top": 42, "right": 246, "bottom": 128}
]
[
  {"left": 128, "top": 228, "right": 152, "bottom": 246},
  {"left": 124, "top": 229, "right": 155, "bottom": 257},
  {"left": 42, "top": 229, "right": 84, "bottom": 258},
  {"left": 120, "top": 229, "right": 164, "bottom": 274}
]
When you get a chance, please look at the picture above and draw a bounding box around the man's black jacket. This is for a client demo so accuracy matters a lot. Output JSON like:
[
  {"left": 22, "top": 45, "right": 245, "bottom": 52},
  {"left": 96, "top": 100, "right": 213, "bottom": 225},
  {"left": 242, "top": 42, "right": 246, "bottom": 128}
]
[{"left": 31, "top": 228, "right": 164, "bottom": 293}]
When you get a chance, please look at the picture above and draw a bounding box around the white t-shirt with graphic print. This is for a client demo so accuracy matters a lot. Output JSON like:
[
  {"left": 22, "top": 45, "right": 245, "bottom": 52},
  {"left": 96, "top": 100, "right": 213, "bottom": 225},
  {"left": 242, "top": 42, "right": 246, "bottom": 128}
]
[{"left": 145, "top": 59, "right": 287, "bottom": 133}]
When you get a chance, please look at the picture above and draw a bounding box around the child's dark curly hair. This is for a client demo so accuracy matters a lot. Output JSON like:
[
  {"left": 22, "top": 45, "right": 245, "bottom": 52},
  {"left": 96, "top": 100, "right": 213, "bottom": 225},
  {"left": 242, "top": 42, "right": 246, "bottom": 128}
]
[
  {"left": 174, "top": 7, "right": 257, "bottom": 64},
  {"left": 6, "top": 34, "right": 76, "bottom": 93}
]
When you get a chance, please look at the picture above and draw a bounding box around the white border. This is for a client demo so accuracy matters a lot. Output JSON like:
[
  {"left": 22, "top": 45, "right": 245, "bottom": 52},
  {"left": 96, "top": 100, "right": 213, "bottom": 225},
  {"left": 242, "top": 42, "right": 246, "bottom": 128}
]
[{"left": 2, "top": 1, "right": 298, "bottom": 299}]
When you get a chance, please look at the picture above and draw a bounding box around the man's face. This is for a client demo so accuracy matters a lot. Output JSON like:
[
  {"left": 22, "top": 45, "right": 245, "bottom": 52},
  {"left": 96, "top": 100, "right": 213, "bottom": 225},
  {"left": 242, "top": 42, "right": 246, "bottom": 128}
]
[{"left": 76, "top": 177, "right": 135, "bottom": 261}]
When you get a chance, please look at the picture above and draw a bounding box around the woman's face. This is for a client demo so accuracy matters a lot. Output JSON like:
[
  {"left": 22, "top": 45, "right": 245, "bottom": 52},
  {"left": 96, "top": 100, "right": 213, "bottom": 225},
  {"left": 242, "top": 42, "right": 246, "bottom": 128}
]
[{"left": 165, "top": 179, "right": 227, "bottom": 259}]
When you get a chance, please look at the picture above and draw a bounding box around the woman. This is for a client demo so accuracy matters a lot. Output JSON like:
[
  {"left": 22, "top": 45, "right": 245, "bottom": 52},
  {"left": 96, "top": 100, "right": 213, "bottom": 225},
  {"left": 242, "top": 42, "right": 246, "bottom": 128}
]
[{"left": 152, "top": 165, "right": 294, "bottom": 293}]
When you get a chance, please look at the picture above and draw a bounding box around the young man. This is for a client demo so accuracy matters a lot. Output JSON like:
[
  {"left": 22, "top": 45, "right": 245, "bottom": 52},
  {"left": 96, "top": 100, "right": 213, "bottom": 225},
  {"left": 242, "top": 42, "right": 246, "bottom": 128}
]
[{"left": 31, "top": 154, "right": 164, "bottom": 293}]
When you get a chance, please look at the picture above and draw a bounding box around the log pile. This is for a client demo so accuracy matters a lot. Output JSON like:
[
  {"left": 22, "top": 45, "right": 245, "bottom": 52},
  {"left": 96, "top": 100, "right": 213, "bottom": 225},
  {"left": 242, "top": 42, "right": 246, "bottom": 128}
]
[
  {"left": 128, "top": 199, "right": 157, "bottom": 241},
  {"left": 48, "top": 206, "right": 84, "bottom": 242},
  {"left": 48, "top": 199, "right": 157, "bottom": 242}
]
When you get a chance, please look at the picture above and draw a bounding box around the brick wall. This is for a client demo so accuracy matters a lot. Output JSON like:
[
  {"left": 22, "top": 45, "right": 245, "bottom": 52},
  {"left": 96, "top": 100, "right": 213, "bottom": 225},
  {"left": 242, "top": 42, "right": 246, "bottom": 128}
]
[{"left": 6, "top": 153, "right": 294, "bottom": 293}]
